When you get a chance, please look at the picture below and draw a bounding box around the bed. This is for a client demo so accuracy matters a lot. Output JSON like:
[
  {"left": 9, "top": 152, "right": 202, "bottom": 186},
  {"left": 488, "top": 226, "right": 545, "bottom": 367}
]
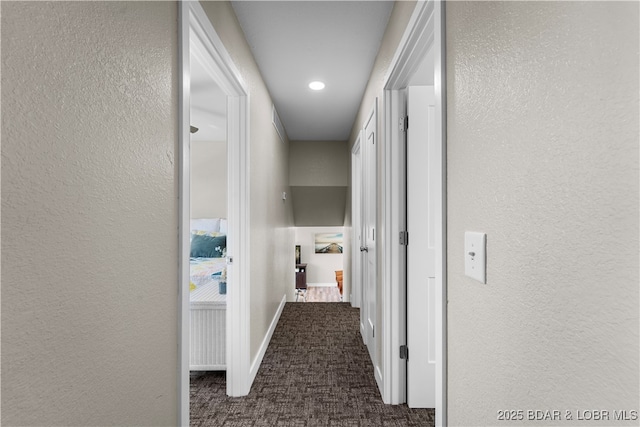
[{"left": 189, "top": 218, "right": 228, "bottom": 371}]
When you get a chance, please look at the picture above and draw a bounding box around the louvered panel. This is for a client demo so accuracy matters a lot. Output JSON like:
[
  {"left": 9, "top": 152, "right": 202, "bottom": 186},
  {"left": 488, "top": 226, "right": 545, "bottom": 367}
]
[
  {"left": 190, "top": 306, "right": 226, "bottom": 370},
  {"left": 272, "top": 104, "right": 287, "bottom": 143}
]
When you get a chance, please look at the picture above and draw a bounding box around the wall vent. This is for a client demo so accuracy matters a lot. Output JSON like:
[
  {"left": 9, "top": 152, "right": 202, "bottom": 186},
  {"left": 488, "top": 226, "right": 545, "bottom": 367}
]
[{"left": 272, "top": 105, "right": 286, "bottom": 143}]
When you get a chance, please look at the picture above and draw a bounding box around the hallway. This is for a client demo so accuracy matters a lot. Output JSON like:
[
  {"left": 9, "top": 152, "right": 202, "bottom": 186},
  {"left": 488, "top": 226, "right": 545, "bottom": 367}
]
[{"left": 190, "top": 303, "right": 434, "bottom": 426}]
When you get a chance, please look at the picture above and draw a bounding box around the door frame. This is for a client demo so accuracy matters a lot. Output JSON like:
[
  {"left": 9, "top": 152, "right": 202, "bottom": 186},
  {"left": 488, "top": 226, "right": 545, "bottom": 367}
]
[
  {"left": 179, "top": 2, "right": 251, "bottom": 425},
  {"left": 381, "top": 0, "right": 447, "bottom": 425}
]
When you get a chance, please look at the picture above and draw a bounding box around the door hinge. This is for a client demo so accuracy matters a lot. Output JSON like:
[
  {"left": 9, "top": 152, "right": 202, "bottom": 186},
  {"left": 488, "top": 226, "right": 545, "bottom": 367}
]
[
  {"left": 399, "top": 231, "right": 408, "bottom": 246},
  {"left": 400, "top": 345, "right": 409, "bottom": 360},
  {"left": 399, "top": 116, "right": 408, "bottom": 132}
]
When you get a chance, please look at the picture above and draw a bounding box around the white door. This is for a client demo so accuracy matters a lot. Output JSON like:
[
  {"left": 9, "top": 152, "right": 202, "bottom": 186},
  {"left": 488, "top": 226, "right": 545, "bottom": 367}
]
[
  {"left": 362, "top": 102, "right": 377, "bottom": 365},
  {"left": 351, "top": 135, "right": 362, "bottom": 309},
  {"left": 406, "top": 86, "right": 436, "bottom": 408}
]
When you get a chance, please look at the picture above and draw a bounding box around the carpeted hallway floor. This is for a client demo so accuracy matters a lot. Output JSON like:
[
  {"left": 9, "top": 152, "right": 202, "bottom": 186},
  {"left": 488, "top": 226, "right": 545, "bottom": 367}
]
[{"left": 190, "top": 302, "right": 434, "bottom": 426}]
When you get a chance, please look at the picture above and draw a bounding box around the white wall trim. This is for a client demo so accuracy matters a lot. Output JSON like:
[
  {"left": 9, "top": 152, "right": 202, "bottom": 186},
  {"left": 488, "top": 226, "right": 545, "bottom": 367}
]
[
  {"left": 179, "top": 2, "right": 251, "bottom": 424},
  {"left": 227, "top": 94, "right": 252, "bottom": 399},
  {"left": 249, "top": 294, "right": 287, "bottom": 385},
  {"left": 382, "top": 0, "right": 447, "bottom": 424},
  {"left": 178, "top": 6, "right": 190, "bottom": 425},
  {"left": 433, "top": 2, "right": 448, "bottom": 425},
  {"left": 384, "top": 1, "right": 435, "bottom": 89},
  {"left": 383, "top": 88, "right": 407, "bottom": 405},
  {"left": 380, "top": 92, "right": 393, "bottom": 404}
]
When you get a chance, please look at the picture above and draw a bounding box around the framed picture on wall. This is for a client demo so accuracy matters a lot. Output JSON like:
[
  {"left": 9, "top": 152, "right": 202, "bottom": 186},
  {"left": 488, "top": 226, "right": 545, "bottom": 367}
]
[
  {"left": 295, "top": 245, "right": 301, "bottom": 264},
  {"left": 314, "top": 233, "right": 343, "bottom": 254}
]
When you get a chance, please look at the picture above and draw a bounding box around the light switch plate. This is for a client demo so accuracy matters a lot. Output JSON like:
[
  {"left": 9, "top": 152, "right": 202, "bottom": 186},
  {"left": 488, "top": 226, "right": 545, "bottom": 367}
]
[{"left": 465, "top": 232, "right": 486, "bottom": 283}]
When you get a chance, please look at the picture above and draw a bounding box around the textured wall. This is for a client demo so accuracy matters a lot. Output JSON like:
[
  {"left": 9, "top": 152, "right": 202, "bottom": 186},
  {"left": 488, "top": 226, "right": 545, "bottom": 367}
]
[
  {"left": 200, "top": 1, "right": 295, "bottom": 363},
  {"left": 446, "top": 2, "right": 639, "bottom": 425},
  {"left": 290, "top": 186, "right": 347, "bottom": 226},
  {"left": 190, "top": 140, "right": 227, "bottom": 219},
  {"left": 1, "top": 2, "right": 178, "bottom": 425},
  {"left": 289, "top": 140, "right": 348, "bottom": 187}
]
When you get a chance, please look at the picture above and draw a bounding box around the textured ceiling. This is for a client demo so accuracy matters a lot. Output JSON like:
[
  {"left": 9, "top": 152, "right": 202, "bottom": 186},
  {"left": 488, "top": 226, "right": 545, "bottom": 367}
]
[{"left": 231, "top": 1, "right": 394, "bottom": 141}]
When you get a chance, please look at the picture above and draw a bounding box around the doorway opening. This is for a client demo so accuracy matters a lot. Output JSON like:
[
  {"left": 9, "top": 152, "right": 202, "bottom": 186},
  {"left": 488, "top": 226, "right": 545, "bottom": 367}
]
[
  {"left": 382, "top": 1, "right": 447, "bottom": 425},
  {"left": 187, "top": 23, "right": 229, "bottom": 409},
  {"left": 294, "top": 226, "right": 346, "bottom": 303},
  {"left": 179, "top": 2, "right": 251, "bottom": 425}
]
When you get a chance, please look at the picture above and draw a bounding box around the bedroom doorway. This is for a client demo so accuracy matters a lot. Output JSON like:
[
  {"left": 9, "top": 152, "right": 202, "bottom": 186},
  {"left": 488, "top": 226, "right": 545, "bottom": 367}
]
[
  {"left": 188, "top": 27, "right": 229, "bottom": 382},
  {"left": 179, "top": 2, "right": 251, "bottom": 425}
]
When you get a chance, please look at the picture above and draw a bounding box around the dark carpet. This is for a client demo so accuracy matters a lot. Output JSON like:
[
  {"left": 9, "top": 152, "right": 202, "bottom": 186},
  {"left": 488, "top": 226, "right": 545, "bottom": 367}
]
[{"left": 190, "top": 302, "right": 435, "bottom": 426}]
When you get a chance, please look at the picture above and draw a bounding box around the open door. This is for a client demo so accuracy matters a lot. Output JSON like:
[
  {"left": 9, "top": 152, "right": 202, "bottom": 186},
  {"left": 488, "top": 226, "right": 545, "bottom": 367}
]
[
  {"left": 362, "top": 101, "right": 378, "bottom": 375},
  {"left": 351, "top": 133, "right": 363, "bottom": 309},
  {"left": 406, "top": 85, "right": 436, "bottom": 408},
  {"left": 382, "top": 0, "right": 446, "bottom": 421}
]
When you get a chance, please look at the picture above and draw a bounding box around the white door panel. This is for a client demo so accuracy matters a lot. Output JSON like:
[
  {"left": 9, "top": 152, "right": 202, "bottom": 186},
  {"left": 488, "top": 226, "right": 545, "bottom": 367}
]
[
  {"left": 363, "top": 101, "right": 377, "bottom": 366},
  {"left": 407, "top": 86, "right": 436, "bottom": 408},
  {"left": 351, "top": 136, "right": 362, "bottom": 309}
]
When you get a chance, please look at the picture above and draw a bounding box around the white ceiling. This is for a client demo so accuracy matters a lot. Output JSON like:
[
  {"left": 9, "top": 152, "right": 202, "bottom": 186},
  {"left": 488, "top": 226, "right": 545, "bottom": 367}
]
[{"left": 231, "top": 1, "right": 394, "bottom": 141}]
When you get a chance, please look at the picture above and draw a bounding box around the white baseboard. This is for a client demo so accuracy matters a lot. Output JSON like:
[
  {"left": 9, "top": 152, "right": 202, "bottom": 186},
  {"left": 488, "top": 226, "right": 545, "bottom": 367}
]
[
  {"left": 308, "top": 282, "right": 337, "bottom": 288},
  {"left": 249, "top": 294, "right": 287, "bottom": 386}
]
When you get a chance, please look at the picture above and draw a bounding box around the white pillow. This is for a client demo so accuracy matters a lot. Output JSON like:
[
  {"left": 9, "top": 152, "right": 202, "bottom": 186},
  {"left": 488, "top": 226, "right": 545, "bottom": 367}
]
[
  {"left": 190, "top": 218, "right": 220, "bottom": 233},
  {"left": 219, "top": 218, "right": 228, "bottom": 234}
]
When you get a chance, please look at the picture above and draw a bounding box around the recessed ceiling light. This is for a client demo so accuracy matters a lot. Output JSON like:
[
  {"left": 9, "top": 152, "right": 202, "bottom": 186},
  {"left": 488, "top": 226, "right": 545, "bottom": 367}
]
[{"left": 308, "top": 81, "right": 325, "bottom": 91}]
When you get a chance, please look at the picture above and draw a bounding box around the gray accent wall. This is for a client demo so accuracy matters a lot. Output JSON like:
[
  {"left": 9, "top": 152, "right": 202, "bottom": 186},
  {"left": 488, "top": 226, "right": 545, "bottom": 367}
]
[
  {"left": 291, "top": 186, "right": 347, "bottom": 227},
  {"left": 290, "top": 140, "right": 348, "bottom": 226}
]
